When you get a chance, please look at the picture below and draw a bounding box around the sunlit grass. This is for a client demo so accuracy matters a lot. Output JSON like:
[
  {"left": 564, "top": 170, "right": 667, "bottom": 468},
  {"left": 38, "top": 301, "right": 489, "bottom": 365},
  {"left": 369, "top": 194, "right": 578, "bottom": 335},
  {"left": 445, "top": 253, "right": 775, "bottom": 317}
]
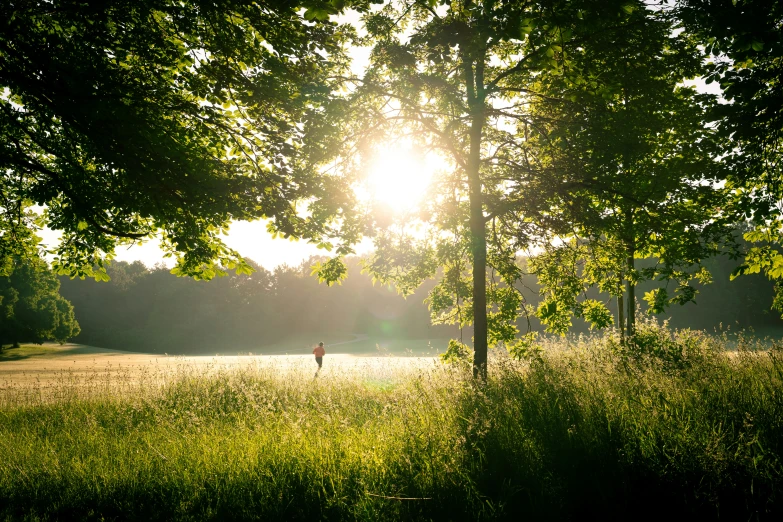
[{"left": 1, "top": 323, "right": 782, "bottom": 520}]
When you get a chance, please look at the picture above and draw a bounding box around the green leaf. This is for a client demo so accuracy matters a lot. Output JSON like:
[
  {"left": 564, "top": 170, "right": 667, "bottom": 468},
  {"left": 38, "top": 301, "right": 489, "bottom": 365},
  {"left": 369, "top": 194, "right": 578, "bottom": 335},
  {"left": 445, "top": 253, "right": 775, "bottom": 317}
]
[
  {"left": 439, "top": 339, "right": 473, "bottom": 367},
  {"left": 303, "top": 8, "right": 332, "bottom": 21},
  {"left": 644, "top": 288, "right": 668, "bottom": 314},
  {"left": 730, "top": 264, "right": 749, "bottom": 281},
  {"left": 581, "top": 299, "right": 614, "bottom": 329},
  {"left": 519, "top": 18, "right": 535, "bottom": 36}
]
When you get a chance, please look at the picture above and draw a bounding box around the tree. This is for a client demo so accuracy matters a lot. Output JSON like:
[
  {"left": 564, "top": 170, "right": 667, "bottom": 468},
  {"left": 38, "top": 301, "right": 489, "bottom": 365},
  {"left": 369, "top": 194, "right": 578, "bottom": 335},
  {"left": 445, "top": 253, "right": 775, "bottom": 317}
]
[
  {"left": 674, "top": 1, "right": 783, "bottom": 313},
  {"left": 0, "top": 0, "right": 360, "bottom": 279},
  {"left": 524, "top": 5, "right": 731, "bottom": 340},
  {"left": 334, "top": 0, "right": 655, "bottom": 377},
  {"left": 0, "top": 255, "right": 80, "bottom": 348}
]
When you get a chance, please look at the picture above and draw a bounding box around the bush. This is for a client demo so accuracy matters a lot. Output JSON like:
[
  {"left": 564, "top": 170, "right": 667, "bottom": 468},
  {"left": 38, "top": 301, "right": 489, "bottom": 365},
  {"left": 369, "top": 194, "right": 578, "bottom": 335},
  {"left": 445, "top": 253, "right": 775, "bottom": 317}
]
[{"left": 615, "top": 316, "right": 721, "bottom": 372}]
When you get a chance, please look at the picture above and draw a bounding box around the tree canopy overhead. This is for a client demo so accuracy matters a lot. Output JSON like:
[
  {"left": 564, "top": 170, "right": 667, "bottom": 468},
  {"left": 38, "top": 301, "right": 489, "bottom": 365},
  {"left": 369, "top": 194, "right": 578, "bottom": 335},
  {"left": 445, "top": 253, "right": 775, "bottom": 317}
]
[
  {"left": 329, "top": 0, "right": 727, "bottom": 376},
  {"left": 0, "top": 0, "right": 362, "bottom": 279},
  {"left": 674, "top": 0, "right": 783, "bottom": 312},
  {"left": 525, "top": 3, "right": 731, "bottom": 339}
]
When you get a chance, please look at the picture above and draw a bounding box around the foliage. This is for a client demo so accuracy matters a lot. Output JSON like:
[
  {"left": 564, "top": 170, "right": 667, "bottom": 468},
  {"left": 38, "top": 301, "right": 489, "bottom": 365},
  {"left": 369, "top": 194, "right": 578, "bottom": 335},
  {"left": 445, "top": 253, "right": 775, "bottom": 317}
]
[
  {"left": 0, "top": 255, "right": 79, "bottom": 347},
  {"left": 505, "top": 331, "right": 542, "bottom": 360},
  {"left": 675, "top": 1, "right": 783, "bottom": 310},
  {"left": 528, "top": 239, "right": 619, "bottom": 334},
  {"left": 0, "top": 0, "right": 361, "bottom": 280},
  {"left": 613, "top": 316, "right": 720, "bottom": 372},
  {"left": 310, "top": 257, "right": 349, "bottom": 286},
  {"left": 339, "top": 0, "right": 659, "bottom": 375},
  {"left": 439, "top": 338, "right": 473, "bottom": 368},
  {"left": 1, "top": 328, "right": 783, "bottom": 520},
  {"left": 524, "top": 4, "right": 730, "bottom": 337}
]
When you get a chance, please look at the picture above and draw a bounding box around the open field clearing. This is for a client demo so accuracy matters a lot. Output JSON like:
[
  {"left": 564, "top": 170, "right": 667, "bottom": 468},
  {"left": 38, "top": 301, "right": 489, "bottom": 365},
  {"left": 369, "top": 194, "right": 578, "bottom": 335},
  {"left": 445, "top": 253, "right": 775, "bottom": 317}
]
[
  {"left": 2, "top": 324, "right": 783, "bottom": 520},
  {"left": 0, "top": 343, "right": 442, "bottom": 405}
]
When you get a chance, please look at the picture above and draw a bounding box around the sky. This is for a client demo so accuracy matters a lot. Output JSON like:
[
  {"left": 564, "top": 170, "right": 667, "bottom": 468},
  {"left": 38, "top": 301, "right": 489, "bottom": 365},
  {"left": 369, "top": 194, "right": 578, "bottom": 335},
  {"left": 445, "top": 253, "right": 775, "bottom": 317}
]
[{"left": 115, "top": 224, "right": 334, "bottom": 270}]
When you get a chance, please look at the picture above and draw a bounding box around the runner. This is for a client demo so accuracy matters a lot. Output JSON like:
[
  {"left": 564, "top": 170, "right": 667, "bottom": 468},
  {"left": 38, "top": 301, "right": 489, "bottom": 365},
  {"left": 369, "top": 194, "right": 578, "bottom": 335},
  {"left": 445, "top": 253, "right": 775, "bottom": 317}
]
[{"left": 313, "top": 341, "right": 325, "bottom": 370}]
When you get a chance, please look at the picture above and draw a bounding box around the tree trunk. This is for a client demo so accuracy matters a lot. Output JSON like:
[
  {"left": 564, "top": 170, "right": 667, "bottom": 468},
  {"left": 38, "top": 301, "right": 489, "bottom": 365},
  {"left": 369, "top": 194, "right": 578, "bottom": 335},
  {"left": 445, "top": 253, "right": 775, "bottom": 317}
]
[
  {"left": 625, "top": 252, "right": 635, "bottom": 338},
  {"left": 464, "top": 53, "right": 487, "bottom": 381},
  {"left": 618, "top": 288, "right": 625, "bottom": 345},
  {"left": 469, "top": 120, "right": 487, "bottom": 381},
  {"left": 12, "top": 341, "right": 19, "bottom": 349}
]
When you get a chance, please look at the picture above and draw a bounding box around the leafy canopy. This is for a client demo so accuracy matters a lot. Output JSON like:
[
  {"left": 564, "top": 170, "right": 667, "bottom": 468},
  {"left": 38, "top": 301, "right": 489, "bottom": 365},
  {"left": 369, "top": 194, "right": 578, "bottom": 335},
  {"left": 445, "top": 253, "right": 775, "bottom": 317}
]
[
  {"left": 525, "top": 4, "right": 731, "bottom": 334},
  {"left": 675, "top": 0, "right": 783, "bottom": 313},
  {"left": 0, "top": 0, "right": 363, "bottom": 279},
  {"left": 328, "top": 0, "right": 668, "bottom": 366}
]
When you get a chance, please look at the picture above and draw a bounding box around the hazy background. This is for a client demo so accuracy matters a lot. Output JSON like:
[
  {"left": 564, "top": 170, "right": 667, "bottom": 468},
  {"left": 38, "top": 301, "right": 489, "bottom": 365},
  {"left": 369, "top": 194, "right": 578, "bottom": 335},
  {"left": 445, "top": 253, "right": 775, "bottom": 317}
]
[{"left": 58, "top": 250, "right": 783, "bottom": 356}]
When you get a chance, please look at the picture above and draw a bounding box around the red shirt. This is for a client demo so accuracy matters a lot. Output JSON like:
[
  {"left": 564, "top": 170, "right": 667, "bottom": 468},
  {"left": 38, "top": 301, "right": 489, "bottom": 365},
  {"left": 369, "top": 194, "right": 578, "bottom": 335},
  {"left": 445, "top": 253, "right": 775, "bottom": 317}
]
[{"left": 313, "top": 346, "right": 325, "bottom": 357}]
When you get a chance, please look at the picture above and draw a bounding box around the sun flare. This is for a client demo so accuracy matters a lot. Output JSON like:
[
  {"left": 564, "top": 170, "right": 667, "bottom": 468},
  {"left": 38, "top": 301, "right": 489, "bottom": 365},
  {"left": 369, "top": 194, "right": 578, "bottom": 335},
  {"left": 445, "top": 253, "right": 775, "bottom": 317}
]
[{"left": 360, "top": 145, "right": 435, "bottom": 212}]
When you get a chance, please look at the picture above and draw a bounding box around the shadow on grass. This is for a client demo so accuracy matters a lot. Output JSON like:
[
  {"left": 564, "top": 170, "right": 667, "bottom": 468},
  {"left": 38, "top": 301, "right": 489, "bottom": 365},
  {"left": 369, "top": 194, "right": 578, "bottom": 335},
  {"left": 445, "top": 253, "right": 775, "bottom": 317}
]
[{"left": 0, "top": 345, "right": 49, "bottom": 362}]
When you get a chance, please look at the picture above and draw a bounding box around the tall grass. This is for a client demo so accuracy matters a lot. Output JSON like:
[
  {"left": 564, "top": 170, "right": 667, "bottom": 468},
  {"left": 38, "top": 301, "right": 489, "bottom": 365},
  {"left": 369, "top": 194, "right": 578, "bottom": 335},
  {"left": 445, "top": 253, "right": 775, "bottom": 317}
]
[{"left": 1, "top": 321, "right": 782, "bottom": 520}]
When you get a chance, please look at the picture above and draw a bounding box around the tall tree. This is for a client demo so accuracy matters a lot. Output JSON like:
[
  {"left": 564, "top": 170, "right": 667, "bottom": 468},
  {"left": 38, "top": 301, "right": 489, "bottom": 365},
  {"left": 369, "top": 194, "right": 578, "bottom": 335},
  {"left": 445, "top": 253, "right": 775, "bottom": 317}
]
[
  {"left": 524, "top": 5, "right": 730, "bottom": 339},
  {"left": 336, "top": 0, "right": 650, "bottom": 377},
  {"left": 0, "top": 0, "right": 360, "bottom": 279},
  {"left": 674, "top": 0, "right": 783, "bottom": 313},
  {"left": 0, "top": 255, "right": 79, "bottom": 348}
]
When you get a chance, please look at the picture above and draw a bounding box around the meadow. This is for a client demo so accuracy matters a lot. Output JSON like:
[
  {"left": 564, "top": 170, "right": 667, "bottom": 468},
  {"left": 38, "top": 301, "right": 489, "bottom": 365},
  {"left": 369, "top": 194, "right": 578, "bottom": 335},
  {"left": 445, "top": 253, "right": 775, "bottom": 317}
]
[{"left": 1, "top": 321, "right": 782, "bottom": 521}]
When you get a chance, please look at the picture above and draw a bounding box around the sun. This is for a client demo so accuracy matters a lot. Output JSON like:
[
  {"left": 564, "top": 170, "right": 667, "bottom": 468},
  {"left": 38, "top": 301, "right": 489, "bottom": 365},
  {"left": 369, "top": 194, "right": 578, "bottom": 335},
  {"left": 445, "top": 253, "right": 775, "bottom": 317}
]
[{"left": 360, "top": 144, "right": 435, "bottom": 212}]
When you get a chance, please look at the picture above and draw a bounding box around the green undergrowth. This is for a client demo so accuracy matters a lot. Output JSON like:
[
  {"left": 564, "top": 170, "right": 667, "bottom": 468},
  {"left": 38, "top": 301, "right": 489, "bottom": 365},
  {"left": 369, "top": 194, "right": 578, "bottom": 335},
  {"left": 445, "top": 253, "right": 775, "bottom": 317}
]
[{"left": 1, "top": 322, "right": 783, "bottom": 521}]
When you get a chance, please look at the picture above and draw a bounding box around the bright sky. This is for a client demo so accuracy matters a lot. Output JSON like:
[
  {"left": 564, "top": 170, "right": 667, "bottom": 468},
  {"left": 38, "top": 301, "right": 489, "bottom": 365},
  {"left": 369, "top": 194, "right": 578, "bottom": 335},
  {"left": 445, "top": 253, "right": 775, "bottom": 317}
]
[
  {"left": 119, "top": 225, "right": 341, "bottom": 270},
  {"left": 38, "top": 221, "right": 373, "bottom": 271}
]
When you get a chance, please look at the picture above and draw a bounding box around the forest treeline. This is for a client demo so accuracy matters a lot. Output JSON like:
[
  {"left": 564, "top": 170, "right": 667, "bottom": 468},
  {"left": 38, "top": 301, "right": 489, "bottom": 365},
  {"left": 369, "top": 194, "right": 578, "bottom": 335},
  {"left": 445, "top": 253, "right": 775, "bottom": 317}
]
[
  {"left": 58, "top": 257, "right": 455, "bottom": 354},
  {"left": 57, "top": 253, "right": 783, "bottom": 354}
]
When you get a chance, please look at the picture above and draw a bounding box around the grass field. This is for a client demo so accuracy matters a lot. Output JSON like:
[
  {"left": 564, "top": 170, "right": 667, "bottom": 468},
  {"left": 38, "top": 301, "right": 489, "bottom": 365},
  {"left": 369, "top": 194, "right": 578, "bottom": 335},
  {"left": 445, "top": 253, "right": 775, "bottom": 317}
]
[
  {"left": 0, "top": 335, "right": 448, "bottom": 398},
  {"left": 1, "top": 322, "right": 782, "bottom": 520},
  {"left": 0, "top": 342, "right": 442, "bottom": 406},
  {"left": 244, "top": 333, "right": 448, "bottom": 357}
]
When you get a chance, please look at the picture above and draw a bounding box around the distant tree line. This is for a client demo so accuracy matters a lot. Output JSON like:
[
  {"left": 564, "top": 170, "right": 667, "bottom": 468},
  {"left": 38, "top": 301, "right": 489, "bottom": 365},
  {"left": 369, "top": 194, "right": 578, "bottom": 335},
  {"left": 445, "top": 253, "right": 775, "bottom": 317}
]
[
  {"left": 52, "top": 252, "right": 782, "bottom": 355},
  {"left": 1, "top": 247, "right": 777, "bottom": 353},
  {"left": 571, "top": 252, "right": 783, "bottom": 335},
  {"left": 57, "top": 257, "right": 456, "bottom": 354}
]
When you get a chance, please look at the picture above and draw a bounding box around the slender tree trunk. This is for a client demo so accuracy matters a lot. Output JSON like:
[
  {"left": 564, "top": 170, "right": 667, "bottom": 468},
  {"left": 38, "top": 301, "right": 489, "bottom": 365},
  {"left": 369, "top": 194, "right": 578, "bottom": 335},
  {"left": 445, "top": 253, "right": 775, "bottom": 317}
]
[
  {"left": 620, "top": 82, "right": 635, "bottom": 340},
  {"left": 622, "top": 203, "right": 636, "bottom": 340},
  {"left": 625, "top": 251, "right": 635, "bottom": 338},
  {"left": 469, "top": 118, "right": 487, "bottom": 380},
  {"left": 12, "top": 340, "right": 19, "bottom": 348},
  {"left": 618, "top": 286, "right": 625, "bottom": 346},
  {"left": 464, "top": 52, "right": 487, "bottom": 380}
]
